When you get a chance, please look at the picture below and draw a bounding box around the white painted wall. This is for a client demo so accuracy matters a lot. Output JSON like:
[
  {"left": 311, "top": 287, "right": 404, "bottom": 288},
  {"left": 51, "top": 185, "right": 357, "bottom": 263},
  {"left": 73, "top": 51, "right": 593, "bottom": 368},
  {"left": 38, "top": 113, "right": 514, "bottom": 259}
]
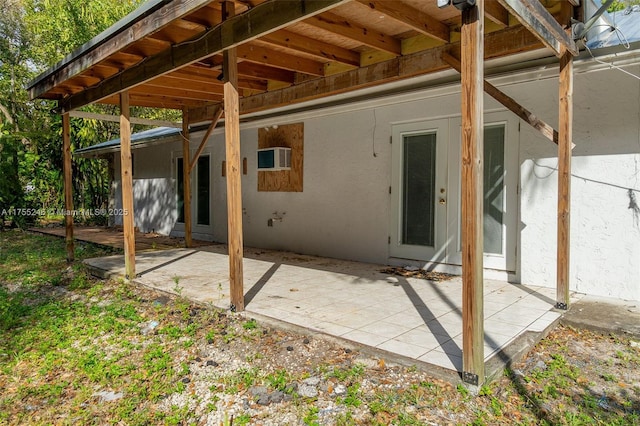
[
  {"left": 516, "top": 65, "right": 640, "bottom": 300},
  {"left": 112, "top": 63, "right": 640, "bottom": 301},
  {"left": 113, "top": 139, "right": 181, "bottom": 236}
]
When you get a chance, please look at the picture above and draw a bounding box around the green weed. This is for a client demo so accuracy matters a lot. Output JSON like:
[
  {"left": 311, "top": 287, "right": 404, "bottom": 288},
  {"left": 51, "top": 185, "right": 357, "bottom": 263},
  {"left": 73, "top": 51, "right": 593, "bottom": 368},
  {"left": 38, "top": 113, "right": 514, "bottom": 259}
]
[
  {"left": 303, "top": 406, "right": 319, "bottom": 425},
  {"left": 243, "top": 318, "right": 258, "bottom": 330}
]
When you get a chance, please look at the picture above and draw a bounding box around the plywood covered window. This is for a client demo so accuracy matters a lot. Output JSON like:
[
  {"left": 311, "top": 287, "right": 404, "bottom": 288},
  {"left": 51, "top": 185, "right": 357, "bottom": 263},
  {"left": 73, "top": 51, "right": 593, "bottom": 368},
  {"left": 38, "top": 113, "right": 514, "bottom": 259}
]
[{"left": 257, "top": 123, "right": 303, "bottom": 192}]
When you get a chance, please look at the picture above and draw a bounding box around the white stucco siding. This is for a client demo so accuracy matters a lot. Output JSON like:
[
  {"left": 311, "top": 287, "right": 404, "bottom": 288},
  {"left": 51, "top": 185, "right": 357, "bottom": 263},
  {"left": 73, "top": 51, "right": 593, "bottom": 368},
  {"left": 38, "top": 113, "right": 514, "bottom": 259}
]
[
  {"left": 113, "top": 140, "right": 181, "bottom": 235},
  {"left": 110, "top": 63, "right": 640, "bottom": 301},
  {"left": 516, "top": 65, "right": 640, "bottom": 300},
  {"left": 227, "top": 111, "right": 392, "bottom": 264}
]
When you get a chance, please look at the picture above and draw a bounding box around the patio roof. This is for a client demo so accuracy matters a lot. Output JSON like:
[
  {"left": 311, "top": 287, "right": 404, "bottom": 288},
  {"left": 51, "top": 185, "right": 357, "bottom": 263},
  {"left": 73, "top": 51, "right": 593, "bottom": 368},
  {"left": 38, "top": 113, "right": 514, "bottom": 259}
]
[{"left": 27, "top": 0, "right": 576, "bottom": 118}]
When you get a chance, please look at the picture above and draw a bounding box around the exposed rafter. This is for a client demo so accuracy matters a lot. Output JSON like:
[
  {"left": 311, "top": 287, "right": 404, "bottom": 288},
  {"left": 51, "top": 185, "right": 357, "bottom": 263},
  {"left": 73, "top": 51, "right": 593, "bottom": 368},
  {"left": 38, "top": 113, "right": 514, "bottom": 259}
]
[
  {"left": 306, "top": 11, "right": 402, "bottom": 55},
  {"left": 485, "top": 2, "right": 510, "bottom": 27},
  {"left": 497, "top": 0, "right": 577, "bottom": 57},
  {"left": 237, "top": 25, "right": 542, "bottom": 115},
  {"left": 29, "top": 0, "right": 579, "bottom": 117},
  {"left": 237, "top": 43, "right": 326, "bottom": 76},
  {"left": 57, "top": 0, "right": 349, "bottom": 112},
  {"left": 356, "top": 0, "right": 450, "bottom": 43},
  {"left": 29, "top": 0, "right": 216, "bottom": 100},
  {"left": 69, "top": 110, "right": 182, "bottom": 128},
  {"left": 260, "top": 29, "right": 360, "bottom": 66}
]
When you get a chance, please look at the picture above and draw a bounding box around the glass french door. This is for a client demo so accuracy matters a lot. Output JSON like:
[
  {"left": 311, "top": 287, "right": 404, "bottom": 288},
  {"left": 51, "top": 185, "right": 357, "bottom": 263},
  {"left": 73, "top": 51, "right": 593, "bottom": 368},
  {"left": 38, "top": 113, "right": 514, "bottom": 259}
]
[
  {"left": 447, "top": 112, "right": 518, "bottom": 271},
  {"left": 391, "top": 112, "right": 518, "bottom": 271},
  {"left": 390, "top": 119, "right": 449, "bottom": 261},
  {"left": 175, "top": 154, "right": 212, "bottom": 231}
]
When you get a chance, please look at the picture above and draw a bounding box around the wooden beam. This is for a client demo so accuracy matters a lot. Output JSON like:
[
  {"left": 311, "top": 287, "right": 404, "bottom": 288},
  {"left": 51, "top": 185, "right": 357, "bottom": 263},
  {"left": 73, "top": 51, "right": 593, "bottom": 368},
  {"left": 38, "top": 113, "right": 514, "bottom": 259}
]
[
  {"left": 69, "top": 110, "right": 181, "bottom": 128},
  {"left": 100, "top": 93, "right": 197, "bottom": 109},
  {"left": 442, "top": 52, "right": 561, "bottom": 146},
  {"left": 496, "top": 0, "right": 577, "bottom": 57},
  {"left": 237, "top": 43, "right": 325, "bottom": 76},
  {"left": 182, "top": 108, "right": 192, "bottom": 248},
  {"left": 62, "top": 113, "right": 74, "bottom": 262},
  {"left": 306, "top": 11, "right": 402, "bottom": 55},
  {"left": 222, "top": 2, "right": 239, "bottom": 88},
  {"left": 356, "top": 0, "right": 449, "bottom": 43},
  {"left": 260, "top": 29, "right": 360, "bottom": 66},
  {"left": 237, "top": 62, "right": 295, "bottom": 83},
  {"left": 119, "top": 91, "right": 136, "bottom": 279},
  {"left": 29, "top": 0, "right": 216, "bottom": 100},
  {"left": 222, "top": 1, "right": 245, "bottom": 313},
  {"left": 58, "top": 0, "right": 349, "bottom": 112},
  {"left": 170, "top": 65, "right": 271, "bottom": 90},
  {"left": 557, "top": 48, "right": 573, "bottom": 310},
  {"left": 461, "top": 0, "right": 485, "bottom": 387},
  {"left": 130, "top": 83, "right": 223, "bottom": 103},
  {"left": 187, "top": 103, "right": 224, "bottom": 124},
  {"left": 238, "top": 24, "right": 543, "bottom": 115},
  {"left": 189, "top": 105, "right": 223, "bottom": 173},
  {"left": 485, "top": 2, "right": 510, "bottom": 27},
  {"left": 143, "top": 75, "right": 226, "bottom": 96}
]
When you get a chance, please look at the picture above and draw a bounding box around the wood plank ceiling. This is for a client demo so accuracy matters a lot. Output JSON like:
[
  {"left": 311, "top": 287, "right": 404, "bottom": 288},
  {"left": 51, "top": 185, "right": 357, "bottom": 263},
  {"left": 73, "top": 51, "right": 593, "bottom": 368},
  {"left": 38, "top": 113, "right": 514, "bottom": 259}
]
[{"left": 30, "top": 0, "right": 573, "bottom": 117}]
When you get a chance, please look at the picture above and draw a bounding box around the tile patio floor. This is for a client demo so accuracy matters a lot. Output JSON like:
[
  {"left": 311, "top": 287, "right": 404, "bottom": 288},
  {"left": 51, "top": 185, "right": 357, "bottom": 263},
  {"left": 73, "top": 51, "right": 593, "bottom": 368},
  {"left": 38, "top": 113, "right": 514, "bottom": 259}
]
[{"left": 85, "top": 244, "right": 581, "bottom": 378}]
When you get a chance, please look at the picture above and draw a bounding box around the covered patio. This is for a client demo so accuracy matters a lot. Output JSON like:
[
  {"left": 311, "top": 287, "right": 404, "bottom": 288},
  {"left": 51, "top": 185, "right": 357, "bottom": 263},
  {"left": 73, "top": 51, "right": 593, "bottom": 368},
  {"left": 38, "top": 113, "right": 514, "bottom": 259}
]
[
  {"left": 27, "top": 0, "right": 584, "bottom": 386},
  {"left": 84, "top": 243, "right": 578, "bottom": 381}
]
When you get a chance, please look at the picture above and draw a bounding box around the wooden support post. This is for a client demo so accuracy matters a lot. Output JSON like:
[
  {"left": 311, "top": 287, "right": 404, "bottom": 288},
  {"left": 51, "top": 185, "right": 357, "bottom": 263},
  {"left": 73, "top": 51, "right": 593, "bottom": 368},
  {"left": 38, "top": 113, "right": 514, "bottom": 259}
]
[
  {"left": 182, "top": 108, "right": 192, "bottom": 248},
  {"left": 223, "top": 1, "right": 244, "bottom": 312},
  {"left": 442, "top": 52, "right": 561, "bottom": 146},
  {"left": 62, "top": 113, "right": 74, "bottom": 262},
  {"left": 189, "top": 106, "right": 223, "bottom": 173},
  {"left": 556, "top": 48, "right": 573, "bottom": 310},
  {"left": 119, "top": 91, "right": 136, "bottom": 279},
  {"left": 461, "top": 0, "right": 485, "bottom": 386}
]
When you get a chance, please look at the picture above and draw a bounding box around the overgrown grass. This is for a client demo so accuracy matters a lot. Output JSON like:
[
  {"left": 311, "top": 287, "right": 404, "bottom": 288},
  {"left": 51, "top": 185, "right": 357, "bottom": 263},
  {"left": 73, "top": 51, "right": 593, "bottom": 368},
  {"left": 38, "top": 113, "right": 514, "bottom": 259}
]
[
  {"left": 1, "top": 230, "right": 639, "bottom": 425},
  {"left": 0, "top": 230, "right": 204, "bottom": 424}
]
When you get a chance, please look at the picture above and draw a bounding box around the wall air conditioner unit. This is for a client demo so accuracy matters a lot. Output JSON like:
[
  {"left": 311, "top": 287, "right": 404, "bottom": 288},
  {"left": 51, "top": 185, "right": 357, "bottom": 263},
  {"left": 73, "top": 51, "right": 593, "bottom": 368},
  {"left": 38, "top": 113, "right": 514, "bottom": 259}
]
[{"left": 257, "top": 147, "right": 291, "bottom": 171}]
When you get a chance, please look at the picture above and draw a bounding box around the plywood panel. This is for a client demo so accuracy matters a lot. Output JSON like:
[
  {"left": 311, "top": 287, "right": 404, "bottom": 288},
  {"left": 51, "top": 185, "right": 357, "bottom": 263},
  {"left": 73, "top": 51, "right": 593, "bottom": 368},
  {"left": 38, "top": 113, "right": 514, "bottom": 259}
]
[{"left": 258, "top": 123, "right": 303, "bottom": 192}]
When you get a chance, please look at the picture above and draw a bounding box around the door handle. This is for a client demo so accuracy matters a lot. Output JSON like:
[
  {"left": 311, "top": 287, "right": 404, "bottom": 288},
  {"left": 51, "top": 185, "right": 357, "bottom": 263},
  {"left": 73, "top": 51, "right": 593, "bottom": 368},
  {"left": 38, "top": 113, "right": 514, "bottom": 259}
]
[{"left": 439, "top": 198, "right": 446, "bottom": 205}]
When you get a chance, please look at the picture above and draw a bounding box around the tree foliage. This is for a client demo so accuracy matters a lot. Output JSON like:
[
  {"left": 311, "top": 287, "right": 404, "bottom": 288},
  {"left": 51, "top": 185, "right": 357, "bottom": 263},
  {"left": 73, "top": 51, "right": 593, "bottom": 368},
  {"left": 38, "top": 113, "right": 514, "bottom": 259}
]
[
  {"left": 0, "top": 0, "right": 171, "bottom": 228},
  {"left": 606, "top": 0, "right": 640, "bottom": 13}
]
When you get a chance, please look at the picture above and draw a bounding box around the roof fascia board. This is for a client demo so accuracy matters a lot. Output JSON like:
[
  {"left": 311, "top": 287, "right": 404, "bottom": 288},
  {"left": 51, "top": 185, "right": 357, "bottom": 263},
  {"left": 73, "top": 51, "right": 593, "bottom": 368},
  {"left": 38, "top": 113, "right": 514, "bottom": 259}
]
[
  {"left": 497, "top": 0, "right": 578, "bottom": 57},
  {"left": 28, "top": 0, "right": 213, "bottom": 99},
  {"left": 57, "top": 0, "right": 349, "bottom": 113}
]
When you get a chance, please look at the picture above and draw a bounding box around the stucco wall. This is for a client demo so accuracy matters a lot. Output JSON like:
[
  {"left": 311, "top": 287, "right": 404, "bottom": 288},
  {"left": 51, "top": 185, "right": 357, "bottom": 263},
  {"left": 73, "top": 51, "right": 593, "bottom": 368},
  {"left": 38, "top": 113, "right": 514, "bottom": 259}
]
[
  {"left": 112, "top": 64, "right": 640, "bottom": 301},
  {"left": 113, "top": 139, "right": 182, "bottom": 236},
  {"left": 515, "top": 65, "right": 640, "bottom": 300}
]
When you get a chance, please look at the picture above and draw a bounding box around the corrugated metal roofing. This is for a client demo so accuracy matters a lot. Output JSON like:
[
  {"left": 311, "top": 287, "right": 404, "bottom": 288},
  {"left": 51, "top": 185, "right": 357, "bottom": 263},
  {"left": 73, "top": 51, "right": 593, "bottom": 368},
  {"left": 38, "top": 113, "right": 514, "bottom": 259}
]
[
  {"left": 588, "top": 6, "right": 640, "bottom": 48},
  {"left": 74, "top": 126, "right": 180, "bottom": 157}
]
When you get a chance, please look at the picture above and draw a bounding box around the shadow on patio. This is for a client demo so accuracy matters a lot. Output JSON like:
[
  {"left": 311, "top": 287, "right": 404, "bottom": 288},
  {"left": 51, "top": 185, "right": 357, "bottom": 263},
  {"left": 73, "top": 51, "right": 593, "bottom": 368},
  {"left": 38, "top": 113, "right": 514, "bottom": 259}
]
[{"left": 83, "top": 242, "right": 581, "bottom": 382}]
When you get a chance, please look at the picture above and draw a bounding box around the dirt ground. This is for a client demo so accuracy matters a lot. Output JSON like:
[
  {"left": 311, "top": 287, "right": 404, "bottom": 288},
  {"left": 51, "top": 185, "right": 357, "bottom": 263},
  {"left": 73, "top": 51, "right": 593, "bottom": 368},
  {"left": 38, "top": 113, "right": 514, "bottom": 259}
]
[
  {"left": 1, "top": 230, "right": 639, "bottom": 424},
  {"left": 6, "top": 279, "right": 638, "bottom": 425}
]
